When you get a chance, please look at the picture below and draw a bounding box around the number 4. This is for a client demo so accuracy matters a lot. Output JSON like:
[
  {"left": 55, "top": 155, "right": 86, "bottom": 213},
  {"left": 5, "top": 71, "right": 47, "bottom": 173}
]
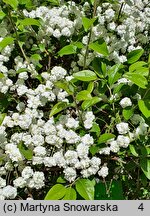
[{"left": 138, "top": 203, "right": 144, "bottom": 211}]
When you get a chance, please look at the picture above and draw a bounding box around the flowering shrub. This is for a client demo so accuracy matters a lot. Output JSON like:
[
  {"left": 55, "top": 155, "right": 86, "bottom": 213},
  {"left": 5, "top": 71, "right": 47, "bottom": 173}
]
[{"left": 0, "top": 0, "right": 150, "bottom": 200}]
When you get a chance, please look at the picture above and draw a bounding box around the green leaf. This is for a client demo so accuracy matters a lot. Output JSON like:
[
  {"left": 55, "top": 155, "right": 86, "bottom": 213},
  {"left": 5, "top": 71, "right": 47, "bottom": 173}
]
[
  {"left": 63, "top": 187, "right": 77, "bottom": 200},
  {"left": 49, "top": 102, "right": 68, "bottom": 117},
  {"left": 124, "top": 73, "right": 148, "bottom": 89},
  {"left": 75, "top": 179, "right": 95, "bottom": 200},
  {"left": 90, "top": 122, "right": 100, "bottom": 136},
  {"left": 55, "top": 81, "right": 74, "bottom": 95},
  {"left": 129, "top": 144, "right": 138, "bottom": 157},
  {"left": 0, "top": 73, "right": 4, "bottom": 78},
  {"left": 72, "top": 42, "right": 84, "bottom": 49},
  {"left": 0, "top": 113, "right": 6, "bottom": 125},
  {"left": 19, "top": 18, "right": 40, "bottom": 26},
  {"left": 89, "top": 38, "right": 109, "bottom": 56},
  {"left": 58, "top": 44, "right": 77, "bottom": 57},
  {"left": 108, "top": 64, "right": 123, "bottom": 86},
  {"left": 0, "top": 37, "right": 14, "bottom": 52},
  {"left": 0, "top": 11, "right": 6, "bottom": 20},
  {"left": 87, "top": 82, "right": 94, "bottom": 93},
  {"left": 129, "top": 61, "right": 147, "bottom": 72},
  {"left": 92, "top": 58, "right": 107, "bottom": 77},
  {"left": 44, "top": 184, "right": 67, "bottom": 200},
  {"left": 98, "top": 133, "right": 115, "bottom": 144},
  {"left": 81, "top": 97, "right": 101, "bottom": 110},
  {"left": 48, "top": 0, "right": 60, "bottom": 5},
  {"left": 18, "top": 142, "right": 33, "bottom": 160},
  {"left": 76, "top": 90, "right": 92, "bottom": 101},
  {"left": 3, "top": 0, "right": 18, "bottom": 10},
  {"left": 82, "top": 17, "right": 97, "bottom": 32},
  {"left": 73, "top": 70, "right": 97, "bottom": 81},
  {"left": 123, "top": 107, "right": 133, "bottom": 120},
  {"left": 140, "top": 159, "right": 150, "bottom": 180},
  {"left": 138, "top": 99, "right": 150, "bottom": 118},
  {"left": 57, "top": 176, "right": 66, "bottom": 184},
  {"left": 127, "top": 49, "right": 144, "bottom": 64},
  {"left": 30, "top": 54, "right": 42, "bottom": 62},
  {"left": 90, "top": 145, "right": 100, "bottom": 156}
]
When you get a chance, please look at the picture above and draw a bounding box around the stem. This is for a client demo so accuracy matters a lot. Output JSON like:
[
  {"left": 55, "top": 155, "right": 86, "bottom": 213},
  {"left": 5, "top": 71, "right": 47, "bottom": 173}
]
[
  {"left": 72, "top": 94, "right": 84, "bottom": 125},
  {"left": 83, "top": 0, "right": 98, "bottom": 69},
  {"left": 7, "top": 7, "right": 35, "bottom": 74}
]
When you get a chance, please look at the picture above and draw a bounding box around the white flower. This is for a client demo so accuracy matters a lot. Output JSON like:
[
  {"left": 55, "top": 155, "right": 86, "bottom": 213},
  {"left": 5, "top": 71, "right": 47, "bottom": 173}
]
[
  {"left": 77, "top": 143, "right": 89, "bottom": 159},
  {"left": 33, "top": 146, "right": 46, "bottom": 156},
  {"left": 13, "top": 177, "right": 26, "bottom": 188},
  {"left": 117, "top": 135, "right": 130, "bottom": 148},
  {"left": 5, "top": 143, "right": 23, "bottom": 162},
  {"left": 99, "top": 147, "right": 111, "bottom": 155},
  {"left": 81, "top": 134, "right": 94, "bottom": 146},
  {"left": 116, "top": 122, "right": 130, "bottom": 134},
  {"left": 110, "top": 140, "right": 120, "bottom": 152},
  {"left": 22, "top": 166, "right": 34, "bottom": 180},
  {"left": 135, "top": 123, "right": 149, "bottom": 137},
  {"left": 64, "top": 167, "right": 76, "bottom": 182},
  {"left": 43, "top": 157, "right": 56, "bottom": 167},
  {"left": 64, "top": 150, "right": 78, "bottom": 165},
  {"left": 65, "top": 117, "right": 79, "bottom": 129},
  {"left": 2, "top": 185, "right": 17, "bottom": 199},
  {"left": 120, "top": 97, "right": 132, "bottom": 108},
  {"left": 98, "top": 166, "right": 109, "bottom": 178},
  {"left": 0, "top": 177, "right": 6, "bottom": 188}
]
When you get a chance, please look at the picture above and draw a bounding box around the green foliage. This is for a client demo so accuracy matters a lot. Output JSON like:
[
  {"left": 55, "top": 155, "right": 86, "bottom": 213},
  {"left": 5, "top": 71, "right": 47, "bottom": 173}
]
[
  {"left": 58, "top": 44, "right": 78, "bottom": 56},
  {"left": 89, "top": 39, "right": 109, "bottom": 56},
  {"left": 3, "top": 0, "right": 18, "bottom": 10},
  {"left": 75, "top": 178, "right": 95, "bottom": 200},
  {"left": 73, "top": 70, "right": 97, "bottom": 81},
  {"left": 81, "top": 97, "right": 101, "bottom": 110},
  {"left": 18, "top": 142, "right": 33, "bottom": 160},
  {"left": 98, "top": 133, "right": 116, "bottom": 144},
  {"left": 124, "top": 72, "right": 148, "bottom": 89},
  {"left": 0, "top": 37, "right": 14, "bottom": 52},
  {"left": 44, "top": 184, "right": 67, "bottom": 200},
  {"left": 138, "top": 100, "right": 150, "bottom": 118},
  {"left": 18, "top": 18, "right": 41, "bottom": 27},
  {"left": 0, "top": 113, "right": 6, "bottom": 125},
  {"left": 49, "top": 102, "right": 68, "bottom": 117},
  {"left": 127, "top": 49, "right": 144, "bottom": 64},
  {"left": 0, "top": 11, "right": 6, "bottom": 20},
  {"left": 140, "top": 159, "right": 150, "bottom": 180},
  {"left": 63, "top": 187, "right": 77, "bottom": 200},
  {"left": 123, "top": 107, "right": 133, "bottom": 120},
  {"left": 108, "top": 64, "right": 123, "bottom": 86},
  {"left": 82, "top": 17, "right": 97, "bottom": 32}
]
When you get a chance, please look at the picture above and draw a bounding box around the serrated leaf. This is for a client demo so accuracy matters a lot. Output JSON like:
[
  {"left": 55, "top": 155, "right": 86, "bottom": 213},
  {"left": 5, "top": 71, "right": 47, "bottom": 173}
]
[
  {"left": 0, "top": 37, "right": 14, "bottom": 52},
  {"left": 19, "top": 18, "right": 40, "bottom": 26},
  {"left": 123, "top": 107, "right": 133, "bottom": 120},
  {"left": 75, "top": 179, "right": 95, "bottom": 200},
  {"left": 0, "top": 11, "right": 6, "bottom": 20},
  {"left": 49, "top": 102, "right": 68, "bottom": 117},
  {"left": 124, "top": 73, "right": 148, "bottom": 89},
  {"left": 127, "top": 49, "right": 144, "bottom": 64},
  {"left": 98, "top": 133, "right": 115, "bottom": 144},
  {"left": 76, "top": 90, "right": 92, "bottom": 101},
  {"left": 89, "top": 38, "right": 109, "bottom": 56},
  {"left": 140, "top": 159, "right": 150, "bottom": 180},
  {"left": 82, "top": 17, "right": 97, "bottom": 32},
  {"left": 3, "top": 0, "right": 18, "bottom": 10},
  {"left": 81, "top": 97, "right": 101, "bottom": 110},
  {"left": 58, "top": 44, "right": 77, "bottom": 57},
  {"left": 44, "top": 184, "right": 67, "bottom": 200},
  {"left": 0, "top": 113, "right": 6, "bottom": 125},
  {"left": 63, "top": 187, "right": 77, "bottom": 200},
  {"left": 73, "top": 70, "right": 97, "bottom": 81},
  {"left": 138, "top": 99, "right": 150, "bottom": 118},
  {"left": 18, "top": 142, "right": 33, "bottom": 160}
]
